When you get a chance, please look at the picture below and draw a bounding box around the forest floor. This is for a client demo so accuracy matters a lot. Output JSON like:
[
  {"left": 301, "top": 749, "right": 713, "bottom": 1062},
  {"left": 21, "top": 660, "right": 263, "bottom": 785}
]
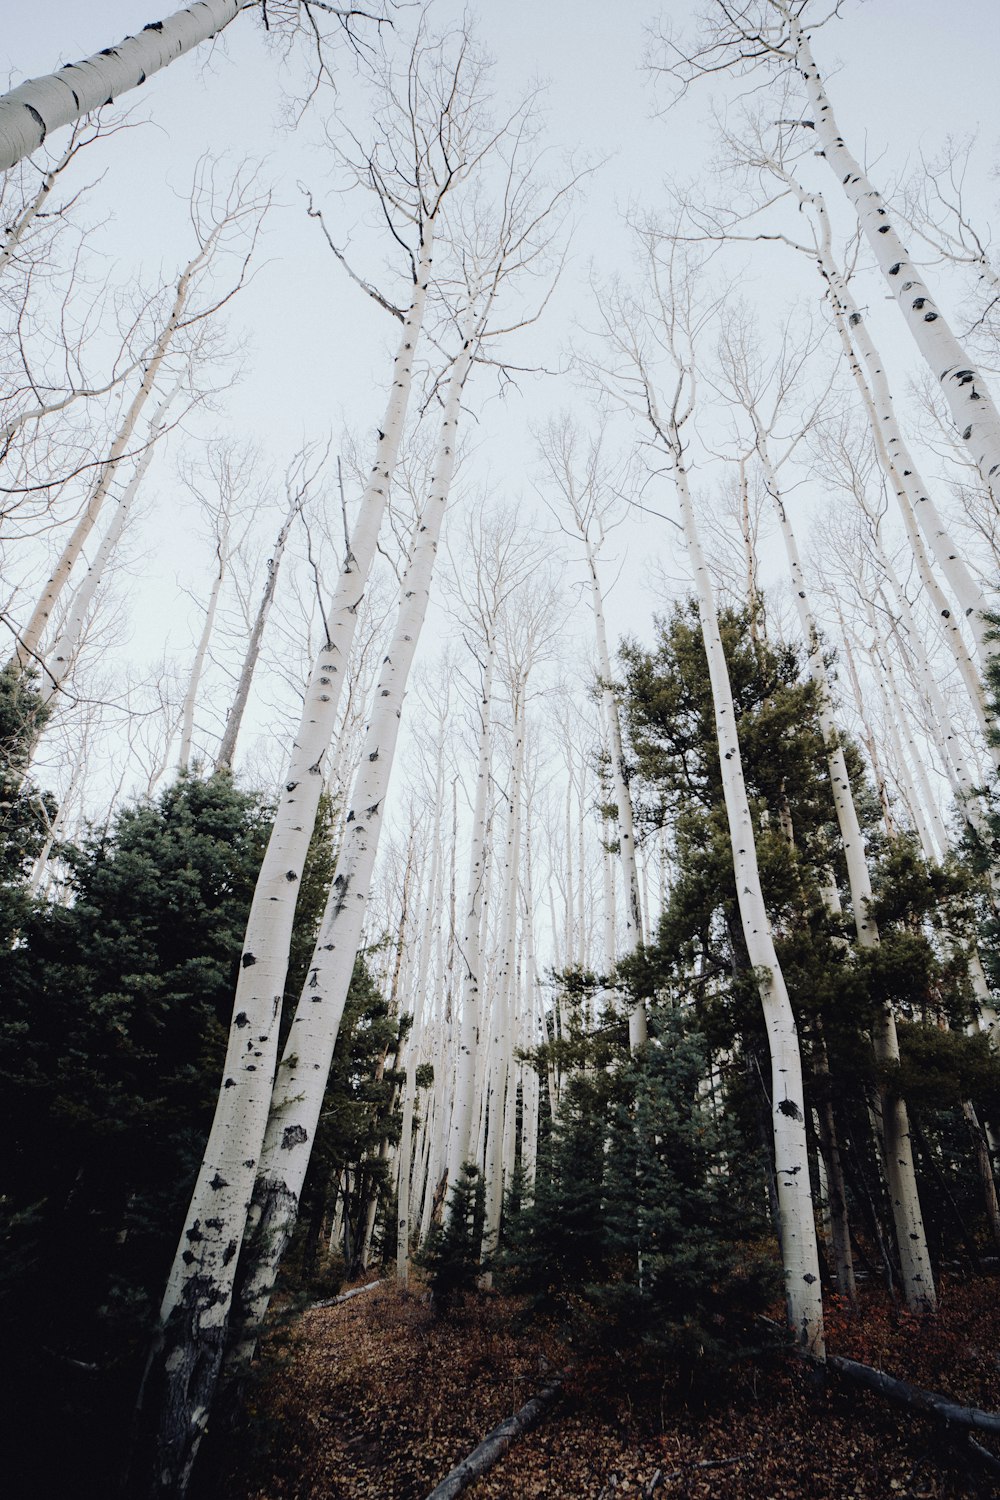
[{"left": 218, "top": 1274, "right": 1000, "bottom": 1499}]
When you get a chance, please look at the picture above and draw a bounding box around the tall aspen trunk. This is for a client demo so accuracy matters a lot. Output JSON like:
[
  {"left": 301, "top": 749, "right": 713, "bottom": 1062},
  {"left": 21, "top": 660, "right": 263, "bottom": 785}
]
[
  {"left": 15, "top": 258, "right": 198, "bottom": 670},
  {"left": 396, "top": 1046, "right": 417, "bottom": 1287},
  {"left": 447, "top": 639, "right": 496, "bottom": 1194},
  {"left": 136, "top": 231, "right": 435, "bottom": 1500},
  {"left": 584, "top": 536, "right": 647, "bottom": 1048},
  {"left": 758, "top": 430, "right": 935, "bottom": 1312},
  {"left": 483, "top": 688, "right": 525, "bottom": 1259},
  {"left": 225, "top": 316, "right": 477, "bottom": 1371},
  {"left": 807, "top": 192, "right": 998, "bottom": 694},
  {"left": 786, "top": 6, "right": 1000, "bottom": 499},
  {"left": 670, "top": 444, "right": 824, "bottom": 1354},
  {"left": 0, "top": 1, "right": 255, "bottom": 172},
  {"left": 41, "top": 373, "right": 185, "bottom": 704},
  {"left": 215, "top": 490, "right": 300, "bottom": 770},
  {"left": 178, "top": 512, "right": 231, "bottom": 772},
  {"left": 802, "top": 190, "right": 994, "bottom": 741}
]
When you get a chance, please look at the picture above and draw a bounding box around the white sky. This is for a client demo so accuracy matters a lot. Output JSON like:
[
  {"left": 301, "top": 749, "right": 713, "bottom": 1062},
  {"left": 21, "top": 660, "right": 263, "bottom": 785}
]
[{"left": 3, "top": 1, "right": 999, "bottom": 844}]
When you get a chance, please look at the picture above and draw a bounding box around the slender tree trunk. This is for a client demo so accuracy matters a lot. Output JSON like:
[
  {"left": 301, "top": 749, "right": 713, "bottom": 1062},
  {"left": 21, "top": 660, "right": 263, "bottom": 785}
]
[
  {"left": 178, "top": 515, "right": 231, "bottom": 772},
  {"left": 15, "top": 258, "right": 197, "bottom": 670},
  {"left": 215, "top": 490, "right": 301, "bottom": 770},
  {"left": 672, "top": 443, "right": 824, "bottom": 1354},
  {"left": 787, "top": 6, "right": 1000, "bottom": 499},
  {"left": 483, "top": 687, "right": 525, "bottom": 1259},
  {"left": 759, "top": 429, "right": 935, "bottom": 1311},
  {"left": 584, "top": 537, "right": 647, "bottom": 1047},
  {"left": 0, "top": 1, "right": 255, "bottom": 173},
  {"left": 225, "top": 315, "right": 477, "bottom": 1371},
  {"left": 135, "top": 230, "right": 435, "bottom": 1500},
  {"left": 41, "top": 374, "right": 186, "bottom": 705},
  {"left": 447, "top": 641, "right": 496, "bottom": 1194}
]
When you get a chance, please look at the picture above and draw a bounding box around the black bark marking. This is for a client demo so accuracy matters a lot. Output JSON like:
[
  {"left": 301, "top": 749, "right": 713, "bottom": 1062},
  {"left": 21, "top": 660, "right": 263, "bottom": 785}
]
[
  {"left": 209, "top": 1173, "right": 229, "bottom": 1191},
  {"left": 235, "top": 1011, "right": 249, "bottom": 1028},
  {"left": 242, "top": 952, "right": 256, "bottom": 968},
  {"left": 222, "top": 1239, "right": 238, "bottom": 1266},
  {"left": 224, "top": 1077, "right": 235, "bottom": 1088},
  {"left": 282, "top": 1124, "right": 309, "bottom": 1150},
  {"left": 778, "top": 1098, "right": 804, "bottom": 1121},
  {"left": 285, "top": 869, "right": 298, "bottom": 881}
]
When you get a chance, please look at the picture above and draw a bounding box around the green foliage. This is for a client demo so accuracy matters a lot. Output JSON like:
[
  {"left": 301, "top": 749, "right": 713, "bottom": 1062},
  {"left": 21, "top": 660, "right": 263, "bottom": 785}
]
[
  {"left": 0, "top": 664, "right": 56, "bottom": 946},
  {"left": 0, "top": 769, "right": 393, "bottom": 1494},
  {"left": 500, "top": 1004, "right": 775, "bottom": 1381},
  {"left": 418, "top": 1163, "right": 485, "bottom": 1311}
]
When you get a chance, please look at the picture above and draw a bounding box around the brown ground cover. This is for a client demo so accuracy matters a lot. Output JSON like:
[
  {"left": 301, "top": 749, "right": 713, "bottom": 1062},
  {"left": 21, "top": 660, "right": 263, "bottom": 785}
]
[{"left": 219, "top": 1276, "right": 1000, "bottom": 1499}]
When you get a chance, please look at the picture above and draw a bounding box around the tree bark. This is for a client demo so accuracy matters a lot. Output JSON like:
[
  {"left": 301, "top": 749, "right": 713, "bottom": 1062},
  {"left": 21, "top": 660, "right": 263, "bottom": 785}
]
[
  {"left": 215, "top": 487, "right": 301, "bottom": 770},
  {"left": 0, "top": 2, "right": 255, "bottom": 173},
  {"left": 137, "top": 228, "right": 435, "bottom": 1500},
  {"left": 787, "top": 5, "right": 1000, "bottom": 500},
  {"left": 225, "top": 314, "right": 478, "bottom": 1373}
]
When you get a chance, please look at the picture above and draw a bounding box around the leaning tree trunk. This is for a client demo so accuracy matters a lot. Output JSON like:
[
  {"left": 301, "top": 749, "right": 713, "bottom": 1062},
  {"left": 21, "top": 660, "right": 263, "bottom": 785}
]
[
  {"left": 786, "top": 6, "right": 1000, "bottom": 499},
  {"left": 135, "top": 230, "right": 435, "bottom": 1500},
  {"left": 758, "top": 430, "right": 936, "bottom": 1313},
  {"left": 798, "top": 183, "right": 994, "bottom": 746},
  {"left": 215, "top": 488, "right": 301, "bottom": 770},
  {"left": 0, "top": 1, "right": 255, "bottom": 172},
  {"left": 225, "top": 315, "right": 477, "bottom": 1375},
  {"left": 806, "top": 186, "right": 997, "bottom": 691},
  {"left": 671, "top": 438, "right": 824, "bottom": 1355},
  {"left": 14, "top": 261, "right": 197, "bottom": 671},
  {"left": 178, "top": 510, "right": 231, "bottom": 772},
  {"left": 40, "top": 374, "right": 186, "bottom": 706}
]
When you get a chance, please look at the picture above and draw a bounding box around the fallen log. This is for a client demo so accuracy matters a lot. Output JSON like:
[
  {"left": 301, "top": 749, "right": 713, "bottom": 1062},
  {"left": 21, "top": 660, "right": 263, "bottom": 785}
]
[
  {"left": 826, "top": 1355, "right": 1000, "bottom": 1440},
  {"left": 424, "top": 1376, "right": 565, "bottom": 1500},
  {"left": 308, "top": 1280, "right": 382, "bottom": 1311}
]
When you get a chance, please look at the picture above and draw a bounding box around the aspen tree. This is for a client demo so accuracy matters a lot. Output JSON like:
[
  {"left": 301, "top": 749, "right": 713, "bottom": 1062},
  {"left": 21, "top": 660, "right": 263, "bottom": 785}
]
[
  {"left": 138, "top": 36, "right": 482, "bottom": 1496},
  {"left": 230, "top": 308, "right": 480, "bottom": 1362},
  {"left": 40, "top": 368, "right": 188, "bottom": 706},
  {"left": 777, "top": 1, "right": 1000, "bottom": 501},
  {"left": 0, "top": 2, "right": 396, "bottom": 174},
  {"left": 659, "top": 1, "right": 1000, "bottom": 496},
  {"left": 538, "top": 417, "right": 648, "bottom": 1047},
  {"left": 590, "top": 241, "right": 824, "bottom": 1354},
  {"left": 13, "top": 172, "right": 263, "bottom": 673},
  {"left": 215, "top": 464, "right": 308, "bottom": 771},
  {"left": 445, "top": 509, "right": 536, "bottom": 1194},
  {"left": 718, "top": 326, "right": 936, "bottom": 1311}
]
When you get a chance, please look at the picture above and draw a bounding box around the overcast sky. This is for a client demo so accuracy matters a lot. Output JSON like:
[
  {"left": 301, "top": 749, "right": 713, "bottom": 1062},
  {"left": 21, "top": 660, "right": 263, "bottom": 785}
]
[{"left": 4, "top": 1, "right": 999, "bottom": 817}]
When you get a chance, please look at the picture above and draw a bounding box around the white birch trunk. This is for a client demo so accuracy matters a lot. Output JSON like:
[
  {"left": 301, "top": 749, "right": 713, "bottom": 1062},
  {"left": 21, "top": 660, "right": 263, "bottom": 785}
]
[
  {"left": 446, "top": 640, "right": 496, "bottom": 1193},
  {"left": 41, "top": 373, "right": 185, "bottom": 703},
  {"left": 142, "top": 231, "right": 434, "bottom": 1496},
  {"left": 0, "top": 1, "right": 255, "bottom": 173},
  {"left": 809, "top": 209, "right": 992, "bottom": 743},
  {"left": 672, "top": 445, "right": 824, "bottom": 1354},
  {"left": 759, "top": 433, "right": 936, "bottom": 1312},
  {"left": 0, "top": 130, "right": 80, "bottom": 275},
  {"left": 228, "top": 316, "right": 477, "bottom": 1362},
  {"left": 585, "top": 537, "right": 647, "bottom": 1048},
  {"left": 788, "top": 7, "right": 1000, "bottom": 499},
  {"left": 178, "top": 514, "right": 231, "bottom": 773},
  {"left": 15, "top": 260, "right": 195, "bottom": 670},
  {"left": 396, "top": 1048, "right": 417, "bottom": 1288},
  {"left": 483, "top": 689, "right": 525, "bottom": 1259},
  {"left": 215, "top": 491, "right": 300, "bottom": 771}
]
